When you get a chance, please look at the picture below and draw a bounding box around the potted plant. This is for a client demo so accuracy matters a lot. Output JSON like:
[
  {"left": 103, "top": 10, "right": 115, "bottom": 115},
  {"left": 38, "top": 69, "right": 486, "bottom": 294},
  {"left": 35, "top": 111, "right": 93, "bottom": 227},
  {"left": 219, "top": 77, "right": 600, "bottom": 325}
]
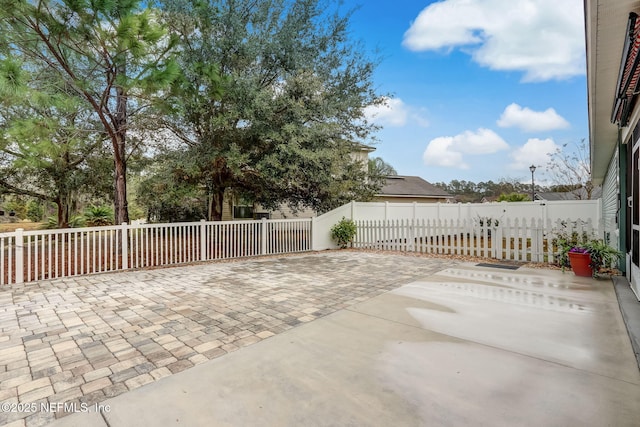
[
  {"left": 567, "top": 246, "right": 593, "bottom": 277},
  {"left": 566, "top": 240, "right": 621, "bottom": 278},
  {"left": 583, "top": 239, "right": 622, "bottom": 277},
  {"left": 552, "top": 224, "right": 592, "bottom": 270}
]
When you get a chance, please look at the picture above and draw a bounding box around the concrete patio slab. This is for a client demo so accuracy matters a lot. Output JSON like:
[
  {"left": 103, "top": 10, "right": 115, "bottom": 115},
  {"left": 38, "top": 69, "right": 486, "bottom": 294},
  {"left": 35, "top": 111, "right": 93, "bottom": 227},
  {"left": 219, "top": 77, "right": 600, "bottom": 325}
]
[
  {"left": 352, "top": 266, "right": 639, "bottom": 382},
  {"left": 43, "top": 260, "right": 640, "bottom": 427}
]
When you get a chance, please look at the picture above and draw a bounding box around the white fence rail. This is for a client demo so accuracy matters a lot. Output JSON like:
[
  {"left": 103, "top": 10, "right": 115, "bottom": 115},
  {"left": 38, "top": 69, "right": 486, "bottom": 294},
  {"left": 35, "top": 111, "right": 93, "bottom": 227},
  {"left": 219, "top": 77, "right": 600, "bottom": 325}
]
[
  {"left": 313, "top": 200, "right": 603, "bottom": 251},
  {"left": 0, "top": 200, "right": 602, "bottom": 286},
  {"left": 334, "top": 200, "right": 601, "bottom": 224},
  {"left": 354, "top": 217, "right": 597, "bottom": 263},
  {"left": 0, "top": 218, "right": 312, "bottom": 285}
]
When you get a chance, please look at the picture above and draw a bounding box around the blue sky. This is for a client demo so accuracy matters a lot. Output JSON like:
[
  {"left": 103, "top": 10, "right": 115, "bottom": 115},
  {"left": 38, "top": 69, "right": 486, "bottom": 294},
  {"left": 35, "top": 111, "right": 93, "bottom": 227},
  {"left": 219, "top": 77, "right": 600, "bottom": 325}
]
[{"left": 344, "top": 0, "right": 587, "bottom": 185}]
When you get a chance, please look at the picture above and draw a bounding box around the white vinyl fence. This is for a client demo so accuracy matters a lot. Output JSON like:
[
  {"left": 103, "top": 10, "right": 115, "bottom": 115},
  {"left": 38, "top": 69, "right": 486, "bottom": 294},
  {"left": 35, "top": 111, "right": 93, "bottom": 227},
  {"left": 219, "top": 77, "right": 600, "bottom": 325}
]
[
  {"left": 311, "top": 200, "right": 603, "bottom": 263},
  {"left": 353, "top": 217, "right": 598, "bottom": 263},
  {"left": 320, "top": 200, "right": 601, "bottom": 224},
  {"left": 0, "top": 218, "right": 312, "bottom": 285},
  {"left": 0, "top": 200, "right": 603, "bottom": 286}
]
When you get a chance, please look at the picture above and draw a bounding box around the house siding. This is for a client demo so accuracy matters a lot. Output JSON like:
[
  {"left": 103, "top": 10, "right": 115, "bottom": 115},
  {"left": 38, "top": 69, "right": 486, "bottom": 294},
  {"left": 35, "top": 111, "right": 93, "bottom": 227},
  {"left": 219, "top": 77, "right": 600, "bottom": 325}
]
[
  {"left": 257, "top": 204, "right": 316, "bottom": 219},
  {"left": 373, "top": 196, "right": 452, "bottom": 204},
  {"left": 603, "top": 146, "right": 620, "bottom": 252},
  {"left": 586, "top": 0, "right": 640, "bottom": 298}
]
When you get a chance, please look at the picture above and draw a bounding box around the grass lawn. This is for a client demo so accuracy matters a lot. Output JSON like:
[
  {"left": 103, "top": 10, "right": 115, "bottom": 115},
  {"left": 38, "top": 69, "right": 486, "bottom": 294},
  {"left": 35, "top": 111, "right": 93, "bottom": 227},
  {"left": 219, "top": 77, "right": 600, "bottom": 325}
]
[{"left": 0, "top": 222, "right": 43, "bottom": 233}]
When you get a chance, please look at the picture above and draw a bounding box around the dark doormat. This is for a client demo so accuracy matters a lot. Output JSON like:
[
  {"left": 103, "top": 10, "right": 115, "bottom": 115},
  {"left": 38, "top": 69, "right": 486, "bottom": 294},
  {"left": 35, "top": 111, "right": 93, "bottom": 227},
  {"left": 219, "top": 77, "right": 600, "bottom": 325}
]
[{"left": 475, "top": 262, "right": 521, "bottom": 270}]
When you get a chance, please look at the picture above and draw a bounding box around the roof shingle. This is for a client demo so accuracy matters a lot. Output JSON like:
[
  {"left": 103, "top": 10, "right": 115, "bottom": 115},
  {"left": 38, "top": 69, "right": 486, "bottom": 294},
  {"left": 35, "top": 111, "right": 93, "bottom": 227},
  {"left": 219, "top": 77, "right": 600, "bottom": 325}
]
[{"left": 378, "top": 176, "right": 453, "bottom": 198}]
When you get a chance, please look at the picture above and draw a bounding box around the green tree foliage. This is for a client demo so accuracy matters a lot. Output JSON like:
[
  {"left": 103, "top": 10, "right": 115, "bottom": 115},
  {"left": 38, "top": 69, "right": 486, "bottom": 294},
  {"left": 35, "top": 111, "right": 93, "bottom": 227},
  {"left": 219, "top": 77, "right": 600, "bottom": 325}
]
[
  {"left": 0, "top": 0, "right": 180, "bottom": 224},
  {"left": 0, "top": 64, "right": 109, "bottom": 227},
  {"left": 4, "top": 197, "right": 26, "bottom": 219},
  {"left": 497, "top": 192, "right": 529, "bottom": 202},
  {"left": 368, "top": 157, "right": 397, "bottom": 179},
  {"left": 136, "top": 153, "right": 207, "bottom": 222},
  {"left": 158, "top": 0, "right": 384, "bottom": 220},
  {"left": 26, "top": 200, "right": 43, "bottom": 222},
  {"left": 434, "top": 179, "right": 546, "bottom": 203}
]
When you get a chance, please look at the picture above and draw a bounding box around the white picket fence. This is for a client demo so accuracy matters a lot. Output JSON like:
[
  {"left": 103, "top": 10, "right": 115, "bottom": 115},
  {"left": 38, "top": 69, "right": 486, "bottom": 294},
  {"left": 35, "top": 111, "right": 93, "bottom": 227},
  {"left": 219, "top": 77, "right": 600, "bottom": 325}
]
[
  {"left": 312, "top": 200, "right": 602, "bottom": 251},
  {"left": 0, "top": 218, "right": 312, "bottom": 285},
  {"left": 0, "top": 200, "right": 603, "bottom": 286},
  {"left": 353, "top": 217, "right": 598, "bottom": 263}
]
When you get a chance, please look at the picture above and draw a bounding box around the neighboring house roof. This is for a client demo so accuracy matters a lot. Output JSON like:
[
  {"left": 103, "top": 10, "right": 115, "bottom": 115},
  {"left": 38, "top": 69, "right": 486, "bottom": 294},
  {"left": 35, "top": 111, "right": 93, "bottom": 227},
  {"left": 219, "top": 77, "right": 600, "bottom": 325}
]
[
  {"left": 481, "top": 196, "right": 500, "bottom": 203},
  {"left": 354, "top": 142, "right": 376, "bottom": 153},
  {"left": 377, "top": 176, "right": 453, "bottom": 199},
  {"left": 535, "top": 186, "right": 602, "bottom": 201}
]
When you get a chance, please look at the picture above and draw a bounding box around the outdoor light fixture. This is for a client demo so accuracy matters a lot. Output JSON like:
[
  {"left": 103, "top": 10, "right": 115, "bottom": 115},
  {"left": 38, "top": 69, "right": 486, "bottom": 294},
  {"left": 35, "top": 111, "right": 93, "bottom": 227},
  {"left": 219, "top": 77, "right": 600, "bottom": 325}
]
[{"left": 529, "top": 165, "right": 536, "bottom": 201}]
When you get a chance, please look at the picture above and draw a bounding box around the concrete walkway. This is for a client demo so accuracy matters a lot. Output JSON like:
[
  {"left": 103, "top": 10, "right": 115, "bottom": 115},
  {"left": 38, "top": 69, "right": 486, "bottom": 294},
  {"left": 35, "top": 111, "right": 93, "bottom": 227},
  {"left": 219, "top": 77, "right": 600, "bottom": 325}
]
[{"left": 1, "top": 252, "right": 639, "bottom": 426}]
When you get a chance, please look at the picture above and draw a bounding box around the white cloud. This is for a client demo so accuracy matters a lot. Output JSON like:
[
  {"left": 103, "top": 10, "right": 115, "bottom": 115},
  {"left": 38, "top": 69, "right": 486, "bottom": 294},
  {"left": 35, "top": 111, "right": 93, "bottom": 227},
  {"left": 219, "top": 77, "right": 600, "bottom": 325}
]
[
  {"left": 402, "top": 0, "right": 585, "bottom": 82},
  {"left": 423, "top": 128, "right": 509, "bottom": 169},
  {"left": 510, "top": 138, "right": 560, "bottom": 170},
  {"left": 497, "top": 103, "right": 570, "bottom": 132},
  {"left": 364, "top": 97, "right": 429, "bottom": 127},
  {"left": 423, "top": 137, "right": 468, "bottom": 169}
]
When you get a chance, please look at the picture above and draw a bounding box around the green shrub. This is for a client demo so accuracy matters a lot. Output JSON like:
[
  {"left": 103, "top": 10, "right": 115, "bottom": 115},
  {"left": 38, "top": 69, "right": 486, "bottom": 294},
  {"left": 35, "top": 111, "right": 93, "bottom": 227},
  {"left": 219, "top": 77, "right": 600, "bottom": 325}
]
[
  {"left": 330, "top": 217, "right": 357, "bottom": 249},
  {"left": 552, "top": 223, "right": 592, "bottom": 268},
  {"left": 26, "top": 200, "right": 43, "bottom": 222},
  {"left": 84, "top": 205, "right": 114, "bottom": 227},
  {"left": 583, "top": 239, "right": 622, "bottom": 272},
  {"left": 42, "top": 215, "right": 86, "bottom": 229},
  {"left": 69, "top": 215, "right": 86, "bottom": 228},
  {"left": 497, "top": 192, "right": 529, "bottom": 202},
  {"left": 42, "top": 216, "right": 56, "bottom": 229}
]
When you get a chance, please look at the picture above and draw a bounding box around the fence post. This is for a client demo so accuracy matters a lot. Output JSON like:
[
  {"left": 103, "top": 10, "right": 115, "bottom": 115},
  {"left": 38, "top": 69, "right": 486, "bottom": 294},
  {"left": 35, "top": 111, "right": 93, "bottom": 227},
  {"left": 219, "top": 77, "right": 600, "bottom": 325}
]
[
  {"left": 529, "top": 218, "right": 538, "bottom": 263},
  {"left": 494, "top": 222, "right": 502, "bottom": 260},
  {"left": 200, "top": 219, "right": 207, "bottom": 261},
  {"left": 15, "top": 228, "right": 23, "bottom": 285},
  {"left": 536, "top": 218, "right": 544, "bottom": 263},
  {"left": 261, "top": 218, "right": 268, "bottom": 255},
  {"left": 409, "top": 218, "right": 415, "bottom": 252},
  {"left": 121, "top": 222, "right": 128, "bottom": 270}
]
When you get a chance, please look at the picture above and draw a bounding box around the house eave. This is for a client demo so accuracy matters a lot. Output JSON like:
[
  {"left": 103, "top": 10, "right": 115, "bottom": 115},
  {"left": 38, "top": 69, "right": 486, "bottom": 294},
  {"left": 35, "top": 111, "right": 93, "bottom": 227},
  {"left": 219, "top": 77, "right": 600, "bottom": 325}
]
[{"left": 586, "top": 0, "right": 640, "bottom": 184}]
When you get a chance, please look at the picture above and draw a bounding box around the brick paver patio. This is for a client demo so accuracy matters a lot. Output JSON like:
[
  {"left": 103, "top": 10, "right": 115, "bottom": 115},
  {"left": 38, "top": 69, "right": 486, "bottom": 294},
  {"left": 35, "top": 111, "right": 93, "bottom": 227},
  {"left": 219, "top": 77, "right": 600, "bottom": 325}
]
[{"left": 0, "top": 251, "right": 455, "bottom": 427}]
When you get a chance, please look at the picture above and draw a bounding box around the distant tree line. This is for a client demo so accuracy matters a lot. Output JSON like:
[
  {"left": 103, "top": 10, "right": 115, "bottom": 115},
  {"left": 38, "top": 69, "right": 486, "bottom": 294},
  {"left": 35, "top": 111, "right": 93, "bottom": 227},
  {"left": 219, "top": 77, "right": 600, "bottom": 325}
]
[{"left": 432, "top": 179, "right": 578, "bottom": 203}]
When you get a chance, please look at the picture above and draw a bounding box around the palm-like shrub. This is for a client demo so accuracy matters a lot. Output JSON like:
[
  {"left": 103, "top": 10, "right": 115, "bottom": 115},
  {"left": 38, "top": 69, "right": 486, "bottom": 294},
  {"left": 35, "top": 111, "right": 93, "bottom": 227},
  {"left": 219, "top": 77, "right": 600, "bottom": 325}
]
[{"left": 84, "top": 205, "right": 114, "bottom": 227}]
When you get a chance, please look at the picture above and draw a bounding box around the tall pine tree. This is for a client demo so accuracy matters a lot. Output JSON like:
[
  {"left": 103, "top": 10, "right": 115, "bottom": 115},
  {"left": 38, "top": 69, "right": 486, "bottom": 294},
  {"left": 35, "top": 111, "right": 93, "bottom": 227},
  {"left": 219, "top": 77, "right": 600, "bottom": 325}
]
[{"left": 0, "top": 0, "right": 180, "bottom": 224}]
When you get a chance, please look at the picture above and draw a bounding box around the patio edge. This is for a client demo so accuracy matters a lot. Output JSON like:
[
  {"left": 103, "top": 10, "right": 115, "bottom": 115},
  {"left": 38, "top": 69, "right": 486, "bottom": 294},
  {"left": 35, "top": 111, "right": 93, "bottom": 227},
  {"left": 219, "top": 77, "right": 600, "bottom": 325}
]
[{"left": 613, "top": 275, "right": 640, "bottom": 370}]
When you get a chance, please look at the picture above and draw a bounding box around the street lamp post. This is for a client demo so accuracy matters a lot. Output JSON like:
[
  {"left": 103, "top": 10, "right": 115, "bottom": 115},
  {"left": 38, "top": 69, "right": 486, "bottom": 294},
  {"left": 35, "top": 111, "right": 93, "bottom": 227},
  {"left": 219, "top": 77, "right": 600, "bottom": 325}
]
[{"left": 529, "top": 165, "right": 536, "bottom": 201}]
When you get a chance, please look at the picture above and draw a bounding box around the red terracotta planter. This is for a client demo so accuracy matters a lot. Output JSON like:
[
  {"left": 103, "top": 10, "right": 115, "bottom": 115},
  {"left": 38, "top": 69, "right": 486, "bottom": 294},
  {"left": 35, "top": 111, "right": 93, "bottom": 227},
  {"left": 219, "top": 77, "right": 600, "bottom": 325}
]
[{"left": 568, "top": 252, "right": 593, "bottom": 277}]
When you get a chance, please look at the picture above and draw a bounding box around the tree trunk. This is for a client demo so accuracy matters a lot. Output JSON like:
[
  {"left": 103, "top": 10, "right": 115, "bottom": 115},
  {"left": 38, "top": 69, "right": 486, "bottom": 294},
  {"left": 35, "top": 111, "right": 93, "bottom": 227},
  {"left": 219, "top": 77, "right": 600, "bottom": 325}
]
[
  {"left": 56, "top": 198, "right": 69, "bottom": 228},
  {"left": 209, "top": 188, "right": 225, "bottom": 221},
  {"left": 113, "top": 65, "right": 130, "bottom": 225},
  {"left": 113, "top": 144, "right": 128, "bottom": 224}
]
